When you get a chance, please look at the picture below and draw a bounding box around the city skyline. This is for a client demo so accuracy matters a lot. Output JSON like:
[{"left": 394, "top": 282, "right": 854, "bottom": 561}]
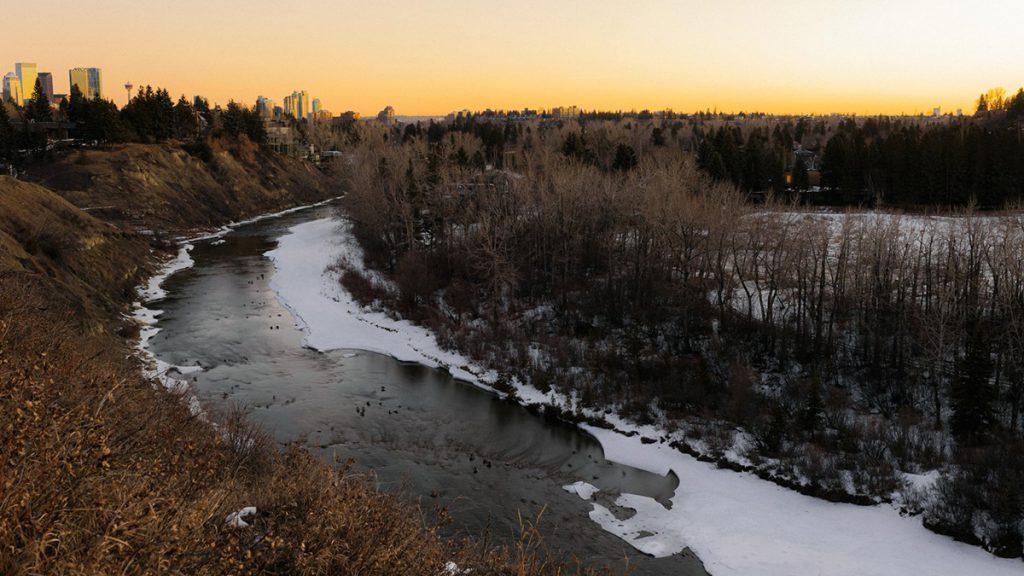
[{"left": 2, "top": 1, "right": 1023, "bottom": 116}]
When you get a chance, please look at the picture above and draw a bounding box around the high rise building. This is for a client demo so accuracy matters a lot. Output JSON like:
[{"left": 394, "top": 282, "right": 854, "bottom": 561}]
[
  {"left": 15, "top": 63, "right": 37, "bottom": 105},
  {"left": 37, "top": 72, "right": 53, "bottom": 103},
  {"left": 283, "top": 90, "right": 311, "bottom": 120},
  {"left": 297, "top": 90, "right": 309, "bottom": 120},
  {"left": 69, "top": 67, "right": 102, "bottom": 99},
  {"left": 377, "top": 106, "right": 395, "bottom": 124},
  {"left": 256, "top": 95, "right": 276, "bottom": 118},
  {"left": 312, "top": 98, "right": 321, "bottom": 115},
  {"left": 2, "top": 73, "right": 22, "bottom": 105}
]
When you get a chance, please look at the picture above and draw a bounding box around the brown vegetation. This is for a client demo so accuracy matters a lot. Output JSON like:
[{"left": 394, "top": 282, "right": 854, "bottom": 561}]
[
  {"left": 0, "top": 146, "right": 602, "bottom": 575},
  {"left": 21, "top": 138, "right": 333, "bottom": 230},
  {"left": 337, "top": 118, "right": 1024, "bottom": 558}
]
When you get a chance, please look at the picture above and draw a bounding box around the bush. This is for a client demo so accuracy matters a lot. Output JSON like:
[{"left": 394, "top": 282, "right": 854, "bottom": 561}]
[
  {"left": 340, "top": 269, "right": 378, "bottom": 307},
  {"left": 394, "top": 250, "right": 449, "bottom": 308}
]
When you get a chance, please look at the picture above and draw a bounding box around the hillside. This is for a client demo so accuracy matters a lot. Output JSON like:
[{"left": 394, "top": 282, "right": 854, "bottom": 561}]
[{"left": 22, "top": 139, "right": 331, "bottom": 230}]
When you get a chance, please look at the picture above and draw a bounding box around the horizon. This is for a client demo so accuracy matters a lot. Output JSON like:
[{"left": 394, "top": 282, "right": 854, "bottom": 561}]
[{"left": 3, "top": 1, "right": 1022, "bottom": 117}]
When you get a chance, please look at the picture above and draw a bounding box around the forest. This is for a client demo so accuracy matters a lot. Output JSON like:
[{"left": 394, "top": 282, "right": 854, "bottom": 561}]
[
  {"left": 333, "top": 115, "right": 1024, "bottom": 558},
  {"left": 0, "top": 82, "right": 266, "bottom": 159}
]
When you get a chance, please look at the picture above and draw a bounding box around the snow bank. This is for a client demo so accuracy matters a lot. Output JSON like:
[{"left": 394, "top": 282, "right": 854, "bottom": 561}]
[
  {"left": 132, "top": 243, "right": 204, "bottom": 415},
  {"left": 266, "top": 215, "right": 1024, "bottom": 576},
  {"left": 266, "top": 218, "right": 513, "bottom": 397}
]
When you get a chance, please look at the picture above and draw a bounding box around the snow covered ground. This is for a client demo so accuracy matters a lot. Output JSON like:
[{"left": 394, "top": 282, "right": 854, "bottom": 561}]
[{"left": 266, "top": 215, "right": 1023, "bottom": 576}]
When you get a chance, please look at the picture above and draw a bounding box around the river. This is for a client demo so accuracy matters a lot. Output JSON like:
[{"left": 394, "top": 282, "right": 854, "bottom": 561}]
[{"left": 143, "top": 204, "right": 708, "bottom": 575}]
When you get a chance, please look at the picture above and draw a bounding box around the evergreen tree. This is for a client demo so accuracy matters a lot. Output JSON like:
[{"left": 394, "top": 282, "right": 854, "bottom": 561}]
[
  {"left": 471, "top": 149, "right": 486, "bottom": 171},
  {"left": 951, "top": 322, "right": 996, "bottom": 442},
  {"left": 83, "top": 96, "right": 130, "bottom": 143},
  {"left": 797, "top": 380, "right": 824, "bottom": 433},
  {"left": 561, "top": 132, "right": 594, "bottom": 164},
  {"left": 612, "top": 143, "right": 638, "bottom": 172},
  {"left": 976, "top": 93, "right": 989, "bottom": 114},
  {"left": 651, "top": 126, "right": 666, "bottom": 146},
  {"left": 67, "top": 85, "right": 86, "bottom": 123},
  {"left": 792, "top": 156, "right": 810, "bottom": 190},
  {"left": 26, "top": 78, "right": 51, "bottom": 122},
  {"left": 172, "top": 96, "right": 198, "bottom": 140},
  {"left": 0, "top": 104, "right": 12, "bottom": 160}
]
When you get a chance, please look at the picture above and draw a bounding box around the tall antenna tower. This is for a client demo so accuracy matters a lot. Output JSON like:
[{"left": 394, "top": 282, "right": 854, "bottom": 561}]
[{"left": 124, "top": 82, "right": 134, "bottom": 103}]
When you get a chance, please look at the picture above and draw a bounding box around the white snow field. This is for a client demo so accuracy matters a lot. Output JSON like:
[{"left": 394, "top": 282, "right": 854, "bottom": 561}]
[{"left": 266, "top": 215, "right": 1024, "bottom": 576}]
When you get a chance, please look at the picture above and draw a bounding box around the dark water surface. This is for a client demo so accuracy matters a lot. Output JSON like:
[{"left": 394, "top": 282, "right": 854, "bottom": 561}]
[{"left": 146, "top": 205, "right": 708, "bottom": 575}]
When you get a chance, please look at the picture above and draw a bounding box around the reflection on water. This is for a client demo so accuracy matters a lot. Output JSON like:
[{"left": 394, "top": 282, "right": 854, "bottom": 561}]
[{"left": 146, "top": 205, "right": 708, "bottom": 576}]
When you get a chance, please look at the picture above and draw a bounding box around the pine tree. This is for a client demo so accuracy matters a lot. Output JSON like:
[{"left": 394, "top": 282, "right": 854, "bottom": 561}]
[
  {"left": 0, "top": 103, "right": 12, "bottom": 159},
  {"left": 651, "top": 126, "right": 665, "bottom": 146},
  {"left": 454, "top": 146, "right": 469, "bottom": 167},
  {"left": 612, "top": 143, "right": 638, "bottom": 172},
  {"left": 792, "top": 156, "right": 810, "bottom": 190},
  {"left": 26, "top": 78, "right": 51, "bottom": 122},
  {"left": 172, "top": 96, "right": 197, "bottom": 140},
  {"left": 976, "top": 93, "right": 989, "bottom": 114},
  {"left": 951, "top": 322, "right": 995, "bottom": 442},
  {"left": 68, "top": 85, "right": 86, "bottom": 124},
  {"left": 797, "top": 379, "right": 824, "bottom": 433}
]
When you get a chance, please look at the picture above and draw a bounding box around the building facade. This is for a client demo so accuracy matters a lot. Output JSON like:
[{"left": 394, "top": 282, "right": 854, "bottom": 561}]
[
  {"left": 377, "top": 105, "right": 395, "bottom": 124},
  {"left": 37, "top": 72, "right": 53, "bottom": 103},
  {"left": 2, "top": 73, "right": 22, "bottom": 105},
  {"left": 15, "top": 63, "right": 37, "bottom": 105},
  {"left": 69, "top": 67, "right": 102, "bottom": 99}
]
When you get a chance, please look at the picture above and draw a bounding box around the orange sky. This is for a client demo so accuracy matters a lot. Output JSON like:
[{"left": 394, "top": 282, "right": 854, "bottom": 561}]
[{"left": 2, "top": 0, "right": 1022, "bottom": 116}]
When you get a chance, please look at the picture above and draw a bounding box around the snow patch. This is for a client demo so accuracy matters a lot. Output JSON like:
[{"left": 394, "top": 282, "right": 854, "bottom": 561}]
[
  {"left": 225, "top": 506, "right": 257, "bottom": 528},
  {"left": 563, "top": 481, "right": 600, "bottom": 501}
]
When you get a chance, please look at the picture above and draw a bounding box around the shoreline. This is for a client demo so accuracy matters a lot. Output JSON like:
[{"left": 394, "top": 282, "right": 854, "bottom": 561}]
[{"left": 263, "top": 213, "right": 1024, "bottom": 576}]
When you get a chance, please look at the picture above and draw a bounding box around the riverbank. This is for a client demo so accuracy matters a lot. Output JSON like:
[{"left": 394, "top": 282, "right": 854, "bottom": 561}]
[
  {"left": 0, "top": 142, "right": 593, "bottom": 575},
  {"left": 266, "top": 212, "right": 1024, "bottom": 576}
]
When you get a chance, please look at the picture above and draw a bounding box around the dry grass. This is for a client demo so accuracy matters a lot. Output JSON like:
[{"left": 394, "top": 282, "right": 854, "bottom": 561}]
[
  {"left": 0, "top": 277, "right": 607, "bottom": 575},
  {"left": 0, "top": 165, "right": 609, "bottom": 575}
]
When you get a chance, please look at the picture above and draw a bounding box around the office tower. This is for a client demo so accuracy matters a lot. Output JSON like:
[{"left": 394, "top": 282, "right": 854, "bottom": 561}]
[
  {"left": 37, "top": 72, "right": 53, "bottom": 103},
  {"left": 3, "top": 73, "right": 22, "bottom": 105},
  {"left": 296, "top": 90, "right": 309, "bottom": 120},
  {"left": 312, "top": 98, "right": 321, "bottom": 114},
  {"left": 283, "top": 90, "right": 310, "bottom": 120},
  {"left": 69, "top": 67, "right": 103, "bottom": 99},
  {"left": 15, "top": 63, "right": 37, "bottom": 105},
  {"left": 377, "top": 106, "right": 395, "bottom": 124},
  {"left": 256, "top": 96, "right": 276, "bottom": 117}
]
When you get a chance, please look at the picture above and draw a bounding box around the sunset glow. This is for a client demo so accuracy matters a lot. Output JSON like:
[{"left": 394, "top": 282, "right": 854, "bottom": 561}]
[{"left": 3, "top": 0, "right": 1023, "bottom": 114}]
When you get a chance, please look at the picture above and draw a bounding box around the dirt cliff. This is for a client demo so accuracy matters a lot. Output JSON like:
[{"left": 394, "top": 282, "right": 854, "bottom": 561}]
[{"left": 21, "top": 138, "right": 333, "bottom": 231}]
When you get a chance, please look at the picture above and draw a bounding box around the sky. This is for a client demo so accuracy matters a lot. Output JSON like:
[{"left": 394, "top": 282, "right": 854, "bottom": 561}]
[{"left": 2, "top": 0, "right": 1022, "bottom": 116}]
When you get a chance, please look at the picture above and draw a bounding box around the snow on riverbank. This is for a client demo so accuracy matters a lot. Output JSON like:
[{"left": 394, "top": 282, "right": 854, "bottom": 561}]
[
  {"left": 265, "top": 217, "right": 513, "bottom": 395},
  {"left": 266, "top": 215, "right": 1023, "bottom": 576},
  {"left": 133, "top": 242, "right": 204, "bottom": 414},
  {"left": 132, "top": 198, "right": 339, "bottom": 414}
]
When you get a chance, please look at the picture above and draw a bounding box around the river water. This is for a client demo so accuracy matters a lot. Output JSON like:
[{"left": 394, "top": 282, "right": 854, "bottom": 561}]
[{"left": 145, "top": 205, "right": 708, "bottom": 575}]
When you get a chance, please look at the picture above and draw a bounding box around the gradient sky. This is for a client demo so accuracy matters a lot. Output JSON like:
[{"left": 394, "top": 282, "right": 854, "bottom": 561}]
[{"left": 2, "top": 0, "right": 1022, "bottom": 115}]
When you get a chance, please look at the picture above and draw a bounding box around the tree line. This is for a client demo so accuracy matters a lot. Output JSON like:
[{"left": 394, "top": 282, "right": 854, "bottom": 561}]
[
  {"left": 0, "top": 81, "right": 266, "bottom": 162},
  {"left": 334, "top": 116, "right": 1024, "bottom": 558}
]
